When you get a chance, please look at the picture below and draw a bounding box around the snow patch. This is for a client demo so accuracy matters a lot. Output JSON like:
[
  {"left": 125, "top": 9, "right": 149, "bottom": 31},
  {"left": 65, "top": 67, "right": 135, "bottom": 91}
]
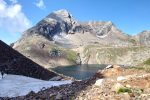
[
  {"left": 97, "top": 34, "right": 108, "bottom": 38},
  {"left": 0, "top": 74, "right": 72, "bottom": 97}
]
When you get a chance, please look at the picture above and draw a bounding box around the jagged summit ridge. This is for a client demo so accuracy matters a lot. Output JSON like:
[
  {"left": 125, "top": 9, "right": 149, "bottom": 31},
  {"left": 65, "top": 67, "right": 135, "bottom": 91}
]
[
  {"left": 24, "top": 9, "right": 124, "bottom": 41},
  {"left": 22, "top": 9, "right": 150, "bottom": 48}
]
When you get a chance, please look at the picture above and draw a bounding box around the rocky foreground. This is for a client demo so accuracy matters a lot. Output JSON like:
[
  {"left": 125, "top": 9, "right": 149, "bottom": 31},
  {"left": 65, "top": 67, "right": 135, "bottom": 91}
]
[{"left": 1, "top": 65, "right": 150, "bottom": 100}]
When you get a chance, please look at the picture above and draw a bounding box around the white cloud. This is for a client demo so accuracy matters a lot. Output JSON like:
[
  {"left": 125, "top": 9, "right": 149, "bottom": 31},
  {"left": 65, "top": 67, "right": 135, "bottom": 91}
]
[
  {"left": 0, "top": 0, "right": 32, "bottom": 33},
  {"left": 34, "top": 0, "right": 46, "bottom": 9}
]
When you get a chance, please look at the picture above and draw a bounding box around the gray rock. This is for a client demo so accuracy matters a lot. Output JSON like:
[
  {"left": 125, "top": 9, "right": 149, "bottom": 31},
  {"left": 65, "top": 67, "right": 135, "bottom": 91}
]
[
  {"left": 22, "top": 9, "right": 131, "bottom": 46},
  {"left": 136, "top": 30, "right": 150, "bottom": 45},
  {"left": 55, "top": 93, "right": 63, "bottom": 100}
]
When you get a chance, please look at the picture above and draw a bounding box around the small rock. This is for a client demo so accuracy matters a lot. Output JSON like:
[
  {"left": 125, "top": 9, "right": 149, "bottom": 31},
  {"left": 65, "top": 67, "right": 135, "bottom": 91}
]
[
  {"left": 105, "top": 65, "right": 113, "bottom": 69},
  {"left": 113, "top": 65, "right": 121, "bottom": 68},
  {"left": 117, "top": 76, "right": 126, "bottom": 81},
  {"left": 129, "top": 93, "right": 135, "bottom": 97},
  {"left": 55, "top": 93, "right": 63, "bottom": 100},
  {"left": 126, "top": 84, "right": 131, "bottom": 88},
  {"left": 139, "top": 94, "right": 150, "bottom": 99},
  {"left": 49, "top": 94, "right": 55, "bottom": 97},
  {"left": 94, "top": 79, "right": 104, "bottom": 86},
  {"left": 122, "top": 93, "right": 131, "bottom": 100}
]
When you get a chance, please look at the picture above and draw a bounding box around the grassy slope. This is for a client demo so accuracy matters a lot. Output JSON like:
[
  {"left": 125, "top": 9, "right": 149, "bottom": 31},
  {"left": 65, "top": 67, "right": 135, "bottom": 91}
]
[
  {"left": 14, "top": 35, "right": 77, "bottom": 68},
  {"left": 83, "top": 45, "right": 150, "bottom": 66}
]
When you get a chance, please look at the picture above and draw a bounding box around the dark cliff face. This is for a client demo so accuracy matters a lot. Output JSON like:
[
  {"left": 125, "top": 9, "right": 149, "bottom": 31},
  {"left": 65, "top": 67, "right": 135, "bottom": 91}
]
[{"left": 0, "top": 40, "right": 57, "bottom": 80}]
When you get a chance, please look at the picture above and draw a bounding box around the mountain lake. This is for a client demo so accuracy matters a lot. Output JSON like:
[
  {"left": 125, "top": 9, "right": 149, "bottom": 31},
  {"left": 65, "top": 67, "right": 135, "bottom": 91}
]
[{"left": 51, "top": 64, "right": 107, "bottom": 80}]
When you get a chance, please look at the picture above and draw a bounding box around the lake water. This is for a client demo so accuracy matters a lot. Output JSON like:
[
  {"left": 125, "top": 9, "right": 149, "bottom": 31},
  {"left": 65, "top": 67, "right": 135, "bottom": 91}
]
[{"left": 52, "top": 64, "right": 107, "bottom": 80}]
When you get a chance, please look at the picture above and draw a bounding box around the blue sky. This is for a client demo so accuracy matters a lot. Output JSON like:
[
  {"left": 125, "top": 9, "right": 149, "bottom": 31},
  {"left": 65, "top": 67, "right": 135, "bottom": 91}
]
[{"left": 0, "top": 0, "right": 150, "bottom": 44}]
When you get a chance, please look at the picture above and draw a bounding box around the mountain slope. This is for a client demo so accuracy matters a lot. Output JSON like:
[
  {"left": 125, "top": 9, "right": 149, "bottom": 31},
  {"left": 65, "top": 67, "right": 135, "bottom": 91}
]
[
  {"left": 22, "top": 9, "right": 133, "bottom": 47},
  {"left": 81, "top": 45, "right": 150, "bottom": 66},
  {"left": 135, "top": 31, "right": 150, "bottom": 45},
  {"left": 13, "top": 34, "right": 79, "bottom": 68},
  {"left": 13, "top": 9, "right": 150, "bottom": 67},
  {"left": 0, "top": 40, "right": 57, "bottom": 80}
]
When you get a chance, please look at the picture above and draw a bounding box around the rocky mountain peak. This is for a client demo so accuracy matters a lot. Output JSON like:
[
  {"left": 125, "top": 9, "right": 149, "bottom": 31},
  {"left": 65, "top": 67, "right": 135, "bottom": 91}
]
[
  {"left": 23, "top": 9, "right": 77, "bottom": 40},
  {"left": 46, "top": 9, "right": 75, "bottom": 23},
  {"left": 23, "top": 9, "right": 130, "bottom": 45},
  {"left": 53, "top": 9, "right": 72, "bottom": 18}
]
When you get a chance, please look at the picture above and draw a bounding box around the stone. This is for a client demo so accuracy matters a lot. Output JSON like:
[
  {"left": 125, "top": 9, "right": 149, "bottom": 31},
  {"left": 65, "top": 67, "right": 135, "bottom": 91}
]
[
  {"left": 105, "top": 65, "right": 113, "bottom": 69},
  {"left": 122, "top": 93, "right": 131, "bottom": 100},
  {"left": 112, "top": 65, "right": 121, "bottom": 68},
  {"left": 94, "top": 79, "right": 103, "bottom": 86},
  {"left": 125, "top": 84, "right": 131, "bottom": 88},
  {"left": 117, "top": 76, "right": 127, "bottom": 81},
  {"left": 139, "top": 94, "right": 150, "bottom": 99},
  {"left": 102, "top": 65, "right": 123, "bottom": 77},
  {"left": 55, "top": 93, "right": 63, "bottom": 100}
]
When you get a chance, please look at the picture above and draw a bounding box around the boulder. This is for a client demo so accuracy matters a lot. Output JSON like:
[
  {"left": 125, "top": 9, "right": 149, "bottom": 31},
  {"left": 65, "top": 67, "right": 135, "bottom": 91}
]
[
  {"left": 55, "top": 93, "right": 63, "bottom": 100},
  {"left": 94, "top": 79, "right": 104, "bottom": 86},
  {"left": 105, "top": 65, "right": 113, "bottom": 69}
]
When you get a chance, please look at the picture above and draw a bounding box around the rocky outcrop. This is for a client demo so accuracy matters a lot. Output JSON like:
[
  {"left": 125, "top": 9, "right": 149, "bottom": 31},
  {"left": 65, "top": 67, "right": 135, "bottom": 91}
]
[
  {"left": 24, "top": 9, "right": 77, "bottom": 39},
  {"left": 75, "top": 53, "right": 82, "bottom": 64},
  {"left": 135, "top": 31, "right": 150, "bottom": 45}
]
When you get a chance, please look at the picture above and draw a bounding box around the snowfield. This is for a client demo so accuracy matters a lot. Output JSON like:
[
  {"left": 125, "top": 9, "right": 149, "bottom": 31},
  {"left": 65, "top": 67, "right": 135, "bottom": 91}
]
[{"left": 0, "top": 74, "right": 72, "bottom": 97}]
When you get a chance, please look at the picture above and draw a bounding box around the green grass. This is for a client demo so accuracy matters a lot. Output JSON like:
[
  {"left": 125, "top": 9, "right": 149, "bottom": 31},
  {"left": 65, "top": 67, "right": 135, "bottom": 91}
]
[
  {"left": 128, "top": 58, "right": 150, "bottom": 73},
  {"left": 129, "top": 65, "right": 150, "bottom": 73},
  {"left": 50, "top": 47, "right": 77, "bottom": 63},
  {"left": 129, "top": 66, "right": 145, "bottom": 70},
  {"left": 65, "top": 50, "right": 77, "bottom": 63},
  {"left": 129, "top": 39, "right": 137, "bottom": 44},
  {"left": 144, "top": 58, "right": 150, "bottom": 65},
  {"left": 117, "top": 87, "right": 132, "bottom": 93}
]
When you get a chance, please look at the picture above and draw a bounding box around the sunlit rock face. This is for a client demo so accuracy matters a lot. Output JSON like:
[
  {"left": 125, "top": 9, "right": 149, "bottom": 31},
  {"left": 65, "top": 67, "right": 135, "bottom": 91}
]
[
  {"left": 135, "top": 31, "right": 150, "bottom": 45},
  {"left": 22, "top": 9, "right": 150, "bottom": 47},
  {"left": 13, "top": 9, "right": 150, "bottom": 68},
  {"left": 22, "top": 9, "right": 131, "bottom": 46}
]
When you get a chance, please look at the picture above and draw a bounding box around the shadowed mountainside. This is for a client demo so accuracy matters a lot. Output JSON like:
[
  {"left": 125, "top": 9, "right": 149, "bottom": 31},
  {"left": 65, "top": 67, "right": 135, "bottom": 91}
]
[{"left": 0, "top": 40, "right": 57, "bottom": 80}]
